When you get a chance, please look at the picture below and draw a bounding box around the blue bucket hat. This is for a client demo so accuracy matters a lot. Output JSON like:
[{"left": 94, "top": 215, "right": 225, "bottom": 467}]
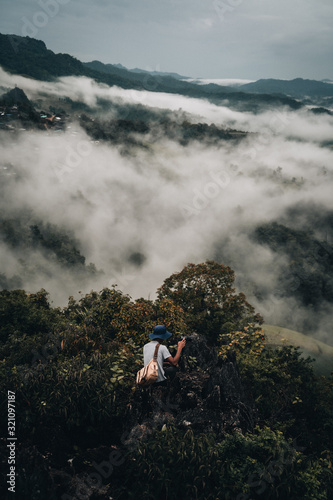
[{"left": 149, "top": 325, "right": 172, "bottom": 340}]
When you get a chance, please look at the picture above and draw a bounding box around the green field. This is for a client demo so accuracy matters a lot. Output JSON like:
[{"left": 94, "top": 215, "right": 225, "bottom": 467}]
[{"left": 263, "top": 324, "right": 333, "bottom": 376}]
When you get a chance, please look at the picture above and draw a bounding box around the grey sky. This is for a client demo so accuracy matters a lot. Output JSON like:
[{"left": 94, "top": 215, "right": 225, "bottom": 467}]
[{"left": 0, "top": 0, "right": 332, "bottom": 79}]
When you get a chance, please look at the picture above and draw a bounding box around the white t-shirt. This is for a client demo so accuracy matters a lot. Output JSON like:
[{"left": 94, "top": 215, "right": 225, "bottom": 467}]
[{"left": 143, "top": 340, "right": 172, "bottom": 383}]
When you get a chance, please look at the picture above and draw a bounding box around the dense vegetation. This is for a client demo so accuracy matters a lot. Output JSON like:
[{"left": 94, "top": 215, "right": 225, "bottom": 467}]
[
  {"left": 79, "top": 112, "right": 247, "bottom": 148},
  {"left": 0, "top": 212, "right": 100, "bottom": 290},
  {"left": 0, "top": 84, "right": 248, "bottom": 149},
  {"left": 254, "top": 221, "right": 333, "bottom": 304},
  {"left": 252, "top": 215, "right": 333, "bottom": 336},
  {"left": 0, "top": 261, "right": 332, "bottom": 499}
]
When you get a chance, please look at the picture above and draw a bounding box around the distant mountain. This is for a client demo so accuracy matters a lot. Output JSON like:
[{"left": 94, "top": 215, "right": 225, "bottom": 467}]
[
  {"left": 82, "top": 59, "right": 303, "bottom": 111},
  {"left": 239, "top": 78, "right": 333, "bottom": 98},
  {"left": 0, "top": 34, "right": 84, "bottom": 80},
  {"left": 108, "top": 62, "right": 188, "bottom": 80},
  {"left": 0, "top": 34, "right": 140, "bottom": 89},
  {"left": 82, "top": 59, "right": 234, "bottom": 95},
  {"left": 0, "top": 33, "right": 307, "bottom": 112},
  {"left": 128, "top": 67, "right": 188, "bottom": 80},
  {"left": 113, "top": 63, "right": 128, "bottom": 70}
]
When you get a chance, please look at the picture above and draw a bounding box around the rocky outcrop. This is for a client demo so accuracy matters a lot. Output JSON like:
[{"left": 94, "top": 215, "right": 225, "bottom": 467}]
[{"left": 125, "top": 333, "right": 257, "bottom": 447}]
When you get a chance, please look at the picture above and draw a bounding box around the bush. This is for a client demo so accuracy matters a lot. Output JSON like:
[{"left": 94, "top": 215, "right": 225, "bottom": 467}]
[
  {"left": 0, "top": 289, "right": 61, "bottom": 343},
  {"left": 65, "top": 288, "right": 187, "bottom": 345},
  {"left": 112, "top": 425, "right": 332, "bottom": 499},
  {"left": 217, "top": 323, "right": 266, "bottom": 360},
  {"left": 0, "top": 340, "right": 143, "bottom": 443}
]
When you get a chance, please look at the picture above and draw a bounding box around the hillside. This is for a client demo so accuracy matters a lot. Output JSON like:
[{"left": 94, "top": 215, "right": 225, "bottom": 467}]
[
  {"left": 0, "top": 33, "right": 305, "bottom": 112},
  {"left": 263, "top": 324, "right": 333, "bottom": 376},
  {"left": 239, "top": 78, "right": 333, "bottom": 98},
  {"left": 254, "top": 219, "right": 333, "bottom": 290},
  {"left": 84, "top": 60, "right": 189, "bottom": 81},
  {"left": 0, "top": 264, "right": 332, "bottom": 499}
]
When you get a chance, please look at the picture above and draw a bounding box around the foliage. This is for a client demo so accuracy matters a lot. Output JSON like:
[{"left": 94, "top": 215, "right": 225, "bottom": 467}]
[
  {"left": 0, "top": 340, "right": 142, "bottom": 441},
  {"left": 218, "top": 323, "right": 266, "bottom": 360},
  {"left": 0, "top": 214, "right": 100, "bottom": 295},
  {"left": 157, "top": 260, "right": 263, "bottom": 342},
  {"left": 236, "top": 345, "right": 333, "bottom": 454},
  {"left": 65, "top": 288, "right": 187, "bottom": 345},
  {"left": 217, "top": 326, "right": 333, "bottom": 457},
  {"left": 0, "top": 215, "right": 92, "bottom": 269},
  {"left": 238, "top": 346, "right": 315, "bottom": 422},
  {"left": 0, "top": 330, "right": 58, "bottom": 367},
  {"left": 154, "top": 298, "right": 189, "bottom": 337},
  {"left": 253, "top": 220, "right": 333, "bottom": 308},
  {"left": 79, "top": 112, "right": 246, "bottom": 148},
  {"left": 313, "top": 375, "right": 333, "bottom": 452},
  {"left": 113, "top": 425, "right": 332, "bottom": 500},
  {"left": 0, "top": 262, "right": 332, "bottom": 498},
  {"left": 0, "top": 289, "right": 62, "bottom": 343}
]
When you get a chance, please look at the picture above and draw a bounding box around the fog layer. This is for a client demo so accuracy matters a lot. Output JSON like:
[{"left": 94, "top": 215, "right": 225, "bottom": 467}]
[{"left": 1, "top": 69, "right": 333, "bottom": 343}]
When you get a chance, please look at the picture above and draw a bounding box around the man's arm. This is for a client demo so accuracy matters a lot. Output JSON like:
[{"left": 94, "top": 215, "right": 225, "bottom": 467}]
[{"left": 165, "top": 339, "right": 186, "bottom": 366}]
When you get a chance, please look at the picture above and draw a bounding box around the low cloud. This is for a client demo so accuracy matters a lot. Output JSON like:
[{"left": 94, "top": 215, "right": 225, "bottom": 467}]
[{"left": 1, "top": 67, "right": 333, "bottom": 343}]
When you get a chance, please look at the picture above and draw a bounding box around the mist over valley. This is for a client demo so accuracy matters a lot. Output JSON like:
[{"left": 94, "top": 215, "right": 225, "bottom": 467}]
[
  {"left": 1, "top": 3, "right": 333, "bottom": 494},
  {"left": 1, "top": 35, "right": 333, "bottom": 346}
]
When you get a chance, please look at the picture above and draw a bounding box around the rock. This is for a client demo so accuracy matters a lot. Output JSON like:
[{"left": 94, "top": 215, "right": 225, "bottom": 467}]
[{"left": 126, "top": 333, "right": 257, "bottom": 442}]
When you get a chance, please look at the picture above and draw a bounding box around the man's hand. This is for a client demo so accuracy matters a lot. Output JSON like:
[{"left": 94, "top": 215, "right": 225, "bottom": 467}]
[
  {"left": 166, "top": 338, "right": 186, "bottom": 367},
  {"left": 178, "top": 338, "right": 186, "bottom": 350}
]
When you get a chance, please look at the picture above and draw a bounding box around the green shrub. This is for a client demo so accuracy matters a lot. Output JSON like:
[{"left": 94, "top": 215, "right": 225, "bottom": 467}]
[
  {"left": 0, "top": 340, "right": 142, "bottom": 441},
  {"left": 64, "top": 288, "right": 187, "bottom": 345},
  {"left": 0, "top": 289, "right": 62, "bottom": 343},
  {"left": 113, "top": 425, "right": 332, "bottom": 500},
  {"left": 218, "top": 323, "right": 266, "bottom": 359},
  {"left": 238, "top": 346, "right": 316, "bottom": 426}
]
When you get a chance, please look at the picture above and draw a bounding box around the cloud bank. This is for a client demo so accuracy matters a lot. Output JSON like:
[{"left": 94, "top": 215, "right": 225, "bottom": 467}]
[{"left": 1, "top": 68, "right": 333, "bottom": 344}]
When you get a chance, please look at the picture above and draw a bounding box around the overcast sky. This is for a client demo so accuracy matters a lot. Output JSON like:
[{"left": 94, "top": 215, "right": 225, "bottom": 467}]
[{"left": 1, "top": 0, "right": 332, "bottom": 80}]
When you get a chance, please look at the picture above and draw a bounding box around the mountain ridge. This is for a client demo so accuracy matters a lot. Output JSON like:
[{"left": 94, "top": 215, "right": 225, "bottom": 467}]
[
  {"left": 239, "top": 77, "right": 333, "bottom": 98},
  {"left": 2, "top": 34, "right": 332, "bottom": 104},
  {"left": 0, "top": 33, "right": 308, "bottom": 112}
]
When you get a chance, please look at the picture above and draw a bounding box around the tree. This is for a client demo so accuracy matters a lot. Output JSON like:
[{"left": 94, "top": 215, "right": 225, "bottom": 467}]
[
  {"left": 157, "top": 261, "right": 263, "bottom": 342},
  {"left": 0, "top": 289, "right": 61, "bottom": 343},
  {"left": 64, "top": 288, "right": 187, "bottom": 345}
]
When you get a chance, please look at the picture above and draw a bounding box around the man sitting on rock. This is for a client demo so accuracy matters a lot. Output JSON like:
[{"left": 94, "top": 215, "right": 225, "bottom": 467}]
[{"left": 143, "top": 325, "right": 186, "bottom": 386}]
